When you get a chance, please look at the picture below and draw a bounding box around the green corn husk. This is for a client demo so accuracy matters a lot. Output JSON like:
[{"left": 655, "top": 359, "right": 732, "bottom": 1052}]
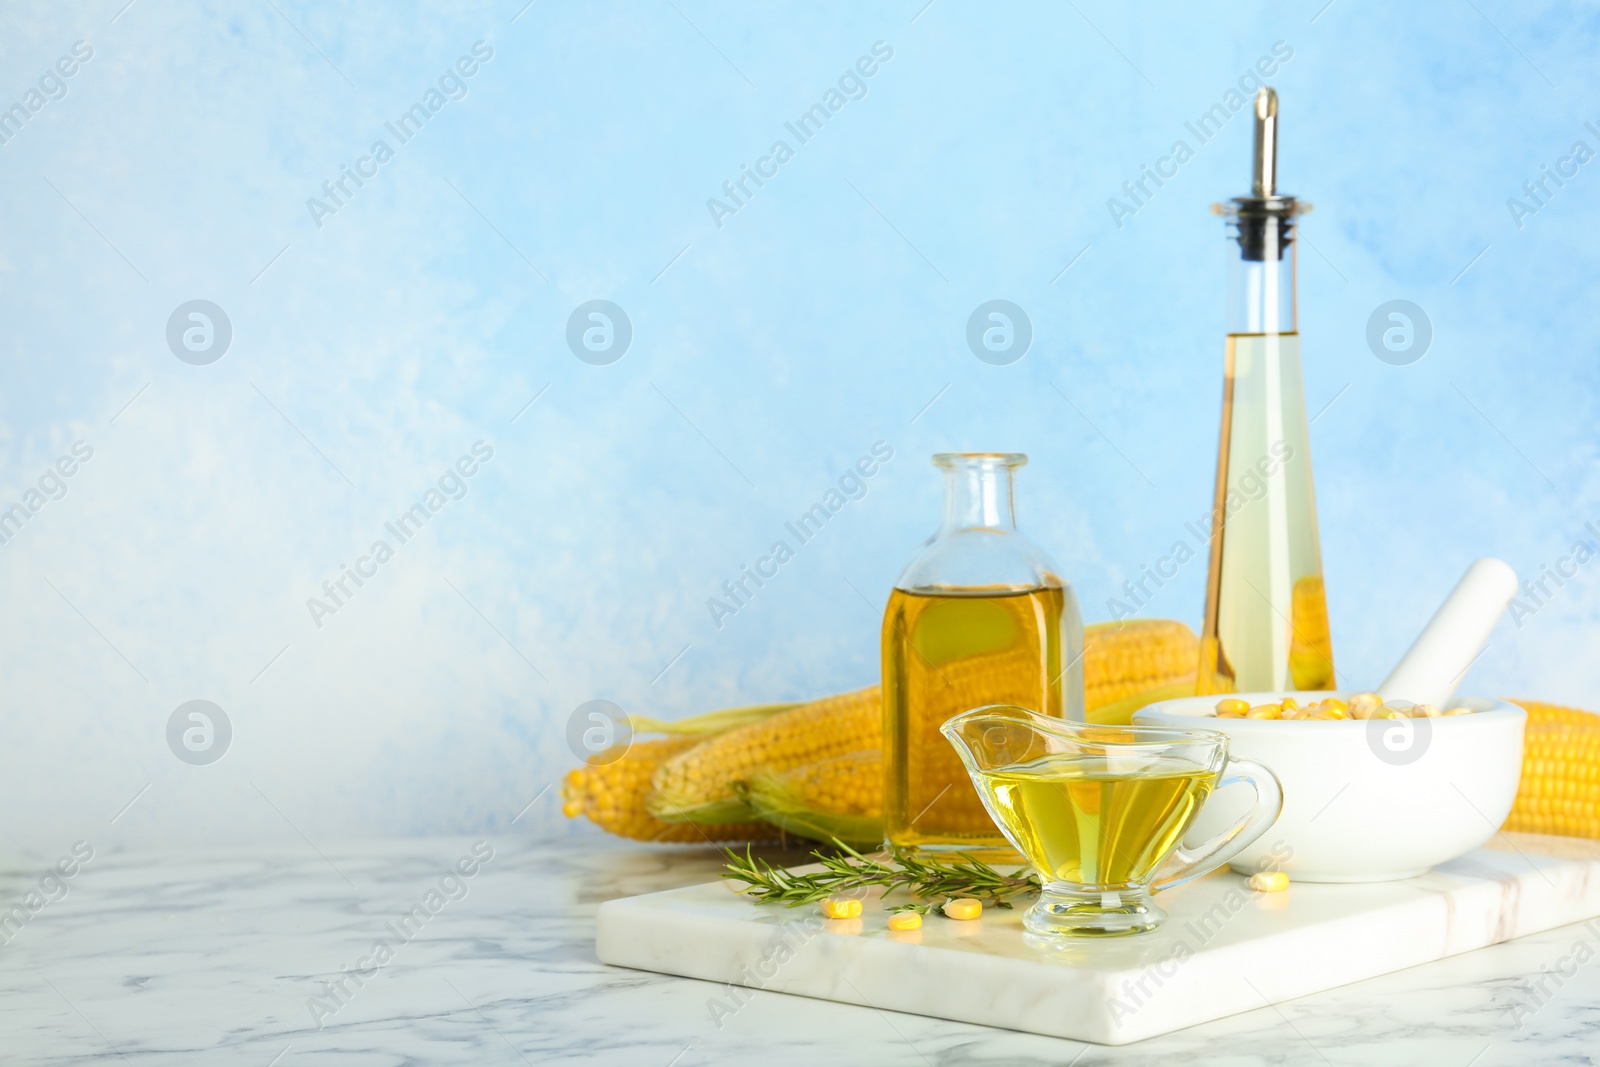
[
  {"left": 735, "top": 752, "right": 884, "bottom": 849},
  {"left": 617, "top": 702, "right": 805, "bottom": 826},
  {"left": 647, "top": 687, "right": 884, "bottom": 824},
  {"left": 648, "top": 793, "right": 758, "bottom": 826},
  {"left": 627, "top": 702, "right": 800, "bottom": 736}
]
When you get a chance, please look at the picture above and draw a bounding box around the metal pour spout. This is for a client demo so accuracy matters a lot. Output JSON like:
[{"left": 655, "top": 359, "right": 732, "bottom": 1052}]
[
  {"left": 1211, "top": 85, "right": 1305, "bottom": 261},
  {"left": 1252, "top": 87, "right": 1278, "bottom": 198}
]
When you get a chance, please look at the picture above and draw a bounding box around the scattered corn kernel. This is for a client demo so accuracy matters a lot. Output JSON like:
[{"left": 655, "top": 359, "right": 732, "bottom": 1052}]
[
  {"left": 1248, "top": 871, "right": 1290, "bottom": 892},
  {"left": 942, "top": 898, "right": 983, "bottom": 920},
  {"left": 1215, "top": 698, "right": 1251, "bottom": 718},
  {"left": 887, "top": 911, "right": 923, "bottom": 931},
  {"left": 822, "top": 898, "right": 863, "bottom": 920}
]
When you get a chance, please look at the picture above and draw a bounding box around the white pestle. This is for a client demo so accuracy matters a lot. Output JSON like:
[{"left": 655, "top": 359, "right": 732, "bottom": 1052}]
[{"left": 1377, "top": 558, "right": 1519, "bottom": 708}]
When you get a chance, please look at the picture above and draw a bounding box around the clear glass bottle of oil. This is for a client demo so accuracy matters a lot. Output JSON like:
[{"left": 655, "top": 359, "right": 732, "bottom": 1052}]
[
  {"left": 882, "top": 453, "right": 1084, "bottom": 860},
  {"left": 1199, "top": 88, "right": 1335, "bottom": 694}
]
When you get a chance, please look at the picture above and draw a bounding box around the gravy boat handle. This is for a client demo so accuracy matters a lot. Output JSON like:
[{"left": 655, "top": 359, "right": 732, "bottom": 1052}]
[{"left": 1152, "top": 757, "right": 1283, "bottom": 892}]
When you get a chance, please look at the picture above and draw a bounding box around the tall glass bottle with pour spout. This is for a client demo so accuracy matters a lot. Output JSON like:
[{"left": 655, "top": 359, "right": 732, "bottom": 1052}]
[
  {"left": 1198, "top": 88, "right": 1335, "bottom": 695},
  {"left": 882, "top": 453, "right": 1084, "bottom": 861}
]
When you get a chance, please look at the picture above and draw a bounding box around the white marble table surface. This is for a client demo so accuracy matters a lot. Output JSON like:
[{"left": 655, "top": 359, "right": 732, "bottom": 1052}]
[{"left": 3, "top": 833, "right": 1598, "bottom": 1066}]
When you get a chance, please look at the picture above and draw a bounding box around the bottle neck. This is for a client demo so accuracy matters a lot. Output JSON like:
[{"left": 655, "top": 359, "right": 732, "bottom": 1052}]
[
  {"left": 1228, "top": 216, "right": 1297, "bottom": 334},
  {"left": 939, "top": 462, "right": 1017, "bottom": 533}
]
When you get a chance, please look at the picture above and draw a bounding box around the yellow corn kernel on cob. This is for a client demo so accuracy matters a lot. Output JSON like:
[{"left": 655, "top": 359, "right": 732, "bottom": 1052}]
[
  {"left": 651, "top": 686, "right": 882, "bottom": 824},
  {"left": 1077, "top": 619, "right": 1201, "bottom": 725},
  {"left": 563, "top": 700, "right": 797, "bottom": 843},
  {"left": 1515, "top": 699, "right": 1600, "bottom": 727},
  {"left": 1084, "top": 618, "right": 1199, "bottom": 709},
  {"left": 562, "top": 735, "right": 778, "bottom": 843},
  {"left": 738, "top": 750, "right": 884, "bottom": 848},
  {"left": 1502, "top": 699, "right": 1600, "bottom": 839},
  {"left": 901, "top": 642, "right": 1054, "bottom": 833},
  {"left": 651, "top": 619, "right": 1199, "bottom": 824}
]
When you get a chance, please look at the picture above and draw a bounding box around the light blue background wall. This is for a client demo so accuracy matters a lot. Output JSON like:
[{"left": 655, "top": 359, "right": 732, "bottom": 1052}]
[{"left": 3, "top": 0, "right": 1597, "bottom": 851}]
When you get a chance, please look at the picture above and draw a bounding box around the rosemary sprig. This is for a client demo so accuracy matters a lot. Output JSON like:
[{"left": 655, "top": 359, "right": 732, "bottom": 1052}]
[{"left": 721, "top": 840, "right": 1039, "bottom": 911}]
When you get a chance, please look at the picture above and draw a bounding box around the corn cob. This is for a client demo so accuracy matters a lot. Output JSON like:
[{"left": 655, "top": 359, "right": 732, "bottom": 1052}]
[
  {"left": 1503, "top": 699, "right": 1600, "bottom": 839},
  {"left": 1515, "top": 699, "right": 1600, "bottom": 728},
  {"left": 626, "top": 702, "right": 800, "bottom": 736},
  {"left": 1085, "top": 618, "right": 1199, "bottom": 709},
  {"left": 738, "top": 750, "right": 884, "bottom": 848},
  {"left": 650, "top": 686, "right": 882, "bottom": 824},
  {"left": 651, "top": 619, "right": 1199, "bottom": 824},
  {"left": 562, "top": 735, "right": 778, "bottom": 843},
  {"left": 562, "top": 702, "right": 796, "bottom": 842}
]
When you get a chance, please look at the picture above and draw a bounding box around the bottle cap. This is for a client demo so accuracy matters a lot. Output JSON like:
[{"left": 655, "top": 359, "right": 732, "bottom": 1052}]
[{"left": 1213, "top": 87, "right": 1308, "bottom": 261}]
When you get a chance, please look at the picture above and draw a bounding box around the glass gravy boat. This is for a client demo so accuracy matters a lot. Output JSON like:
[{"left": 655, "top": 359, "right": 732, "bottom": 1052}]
[{"left": 942, "top": 705, "right": 1282, "bottom": 938}]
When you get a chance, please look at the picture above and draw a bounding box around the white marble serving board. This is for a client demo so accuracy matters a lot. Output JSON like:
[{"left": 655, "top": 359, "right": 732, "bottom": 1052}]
[{"left": 596, "top": 833, "right": 1600, "bottom": 1045}]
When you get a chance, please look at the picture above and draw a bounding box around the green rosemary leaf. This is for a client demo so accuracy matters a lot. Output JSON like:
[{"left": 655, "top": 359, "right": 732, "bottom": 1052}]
[{"left": 719, "top": 840, "right": 1040, "bottom": 909}]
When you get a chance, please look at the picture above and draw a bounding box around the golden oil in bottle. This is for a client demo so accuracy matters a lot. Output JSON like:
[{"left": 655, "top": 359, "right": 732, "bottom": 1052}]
[
  {"left": 1200, "top": 88, "right": 1335, "bottom": 694},
  {"left": 883, "top": 585, "right": 1067, "bottom": 858},
  {"left": 880, "top": 452, "right": 1084, "bottom": 861}
]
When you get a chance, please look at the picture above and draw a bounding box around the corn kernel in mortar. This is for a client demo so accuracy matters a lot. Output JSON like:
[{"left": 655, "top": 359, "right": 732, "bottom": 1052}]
[{"left": 1214, "top": 697, "right": 1477, "bottom": 722}]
